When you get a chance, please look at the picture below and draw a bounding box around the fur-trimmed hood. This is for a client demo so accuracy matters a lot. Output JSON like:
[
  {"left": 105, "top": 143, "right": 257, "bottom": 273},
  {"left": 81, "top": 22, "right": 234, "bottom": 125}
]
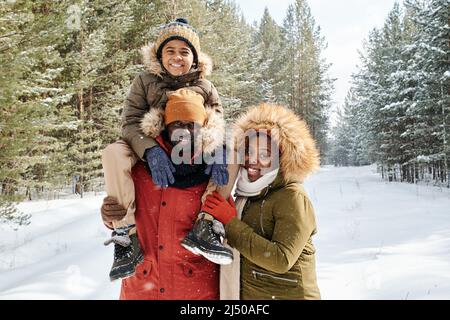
[
  {"left": 233, "top": 103, "right": 320, "bottom": 183},
  {"left": 141, "top": 42, "right": 213, "bottom": 79},
  {"left": 140, "top": 106, "right": 225, "bottom": 155}
]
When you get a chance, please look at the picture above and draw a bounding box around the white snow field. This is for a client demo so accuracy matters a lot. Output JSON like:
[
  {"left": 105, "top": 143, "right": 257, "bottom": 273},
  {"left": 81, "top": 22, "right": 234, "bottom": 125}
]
[{"left": 0, "top": 165, "right": 449, "bottom": 300}]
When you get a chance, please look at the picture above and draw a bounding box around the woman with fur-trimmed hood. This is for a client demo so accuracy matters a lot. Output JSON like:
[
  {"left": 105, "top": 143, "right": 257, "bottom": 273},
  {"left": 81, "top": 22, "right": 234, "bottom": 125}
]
[{"left": 202, "top": 103, "right": 321, "bottom": 300}]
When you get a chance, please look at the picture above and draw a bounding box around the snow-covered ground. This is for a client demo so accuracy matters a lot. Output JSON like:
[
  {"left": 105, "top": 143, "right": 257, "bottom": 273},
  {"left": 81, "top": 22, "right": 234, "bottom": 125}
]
[
  {"left": 1, "top": 165, "right": 449, "bottom": 299},
  {"left": 309, "top": 166, "right": 450, "bottom": 299},
  {"left": 0, "top": 193, "right": 119, "bottom": 299}
]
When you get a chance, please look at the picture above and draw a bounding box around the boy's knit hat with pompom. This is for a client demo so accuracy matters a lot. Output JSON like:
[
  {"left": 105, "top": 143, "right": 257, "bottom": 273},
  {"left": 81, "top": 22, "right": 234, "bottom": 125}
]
[{"left": 155, "top": 18, "right": 201, "bottom": 66}]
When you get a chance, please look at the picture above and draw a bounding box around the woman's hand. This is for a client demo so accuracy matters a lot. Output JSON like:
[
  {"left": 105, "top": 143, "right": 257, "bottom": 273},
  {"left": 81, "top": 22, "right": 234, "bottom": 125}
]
[{"left": 201, "top": 191, "right": 237, "bottom": 225}]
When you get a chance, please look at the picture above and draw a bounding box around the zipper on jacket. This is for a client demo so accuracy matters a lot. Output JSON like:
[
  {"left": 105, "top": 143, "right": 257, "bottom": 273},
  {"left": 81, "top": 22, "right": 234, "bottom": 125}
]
[
  {"left": 259, "top": 185, "right": 271, "bottom": 237},
  {"left": 252, "top": 270, "right": 298, "bottom": 284}
]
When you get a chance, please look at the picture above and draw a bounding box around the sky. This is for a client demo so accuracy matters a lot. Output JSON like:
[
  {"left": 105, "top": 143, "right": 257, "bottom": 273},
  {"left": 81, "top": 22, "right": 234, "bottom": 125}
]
[{"left": 235, "top": 0, "right": 399, "bottom": 122}]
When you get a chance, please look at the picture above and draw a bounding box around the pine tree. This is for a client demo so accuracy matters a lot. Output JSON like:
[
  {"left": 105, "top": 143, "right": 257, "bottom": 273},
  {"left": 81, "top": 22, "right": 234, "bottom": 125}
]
[
  {"left": 0, "top": 1, "right": 69, "bottom": 200},
  {"left": 278, "top": 0, "right": 334, "bottom": 158},
  {"left": 334, "top": 0, "right": 449, "bottom": 187},
  {"left": 0, "top": 199, "right": 31, "bottom": 230},
  {"left": 58, "top": 0, "right": 150, "bottom": 197},
  {"left": 253, "top": 8, "right": 283, "bottom": 103},
  {"left": 405, "top": 0, "right": 450, "bottom": 185}
]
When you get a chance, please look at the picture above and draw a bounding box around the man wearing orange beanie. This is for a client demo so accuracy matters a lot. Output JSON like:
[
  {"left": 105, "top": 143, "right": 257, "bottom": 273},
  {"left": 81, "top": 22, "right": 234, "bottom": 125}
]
[
  {"left": 105, "top": 88, "right": 233, "bottom": 299},
  {"left": 162, "top": 89, "right": 234, "bottom": 264},
  {"left": 103, "top": 88, "right": 233, "bottom": 299},
  {"left": 163, "top": 89, "right": 207, "bottom": 159}
]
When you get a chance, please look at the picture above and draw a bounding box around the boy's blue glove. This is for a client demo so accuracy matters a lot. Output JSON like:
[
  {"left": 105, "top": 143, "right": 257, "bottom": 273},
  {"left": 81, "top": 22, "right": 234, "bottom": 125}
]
[
  {"left": 205, "top": 146, "right": 229, "bottom": 186},
  {"left": 144, "top": 146, "right": 176, "bottom": 188}
]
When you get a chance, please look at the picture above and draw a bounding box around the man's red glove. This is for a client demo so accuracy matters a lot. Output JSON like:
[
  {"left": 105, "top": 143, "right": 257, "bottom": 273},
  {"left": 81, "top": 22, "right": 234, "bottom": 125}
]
[{"left": 201, "top": 191, "right": 237, "bottom": 225}]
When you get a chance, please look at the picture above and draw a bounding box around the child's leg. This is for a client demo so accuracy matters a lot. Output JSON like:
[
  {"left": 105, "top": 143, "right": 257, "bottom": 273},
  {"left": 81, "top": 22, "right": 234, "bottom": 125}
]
[
  {"left": 102, "top": 139, "right": 138, "bottom": 230},
  {"left": 182, "top": 163, "right": 240, "bottom": 265},
  {"left": 201, "top": 163, "right": 240, "bottom": 203},
  {"left": 216, "top": 163, "right": 240, "bottom": 199}
]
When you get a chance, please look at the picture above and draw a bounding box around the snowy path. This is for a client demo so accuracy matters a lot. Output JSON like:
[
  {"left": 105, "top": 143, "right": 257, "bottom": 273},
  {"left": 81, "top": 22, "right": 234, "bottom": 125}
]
[
  {"left": 1, "top": 165, "right": 449, "bottom": 299},
  {"left": 0, "top": 195, "right": 120, "bottom": 299},
  {"left": 308, "top": 166, "right": 450, "bottom": 299}
]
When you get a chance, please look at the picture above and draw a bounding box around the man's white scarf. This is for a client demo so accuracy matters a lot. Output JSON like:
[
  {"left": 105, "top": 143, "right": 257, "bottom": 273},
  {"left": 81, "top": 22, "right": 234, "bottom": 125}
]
[{"left": 220, "top": 167, "right": 279, "bottom": 300}]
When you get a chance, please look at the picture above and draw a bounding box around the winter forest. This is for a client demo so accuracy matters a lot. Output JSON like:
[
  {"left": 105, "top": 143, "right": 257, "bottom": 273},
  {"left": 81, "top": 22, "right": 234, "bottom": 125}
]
[
  {"left": 331, "top": 0, "right": 449, "bottom": 187},
  {"left": 0, "top": 0, "right": 449, "bottom": 225}
]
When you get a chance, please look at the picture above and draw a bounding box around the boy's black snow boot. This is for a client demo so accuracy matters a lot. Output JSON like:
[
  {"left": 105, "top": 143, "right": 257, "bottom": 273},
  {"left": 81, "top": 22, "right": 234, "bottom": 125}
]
[
  {"left": 104, "top": 225, "right": 144, "bottom": 281},
  {"left": 181, "top": 213, "right": 233, "bottom": 265}
]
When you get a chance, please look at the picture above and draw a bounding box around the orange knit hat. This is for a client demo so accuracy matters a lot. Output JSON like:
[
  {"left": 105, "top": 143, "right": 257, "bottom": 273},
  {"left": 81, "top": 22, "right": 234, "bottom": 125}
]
[{"left": 164, "top": 89, "right": 207, "bottom": 126}]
